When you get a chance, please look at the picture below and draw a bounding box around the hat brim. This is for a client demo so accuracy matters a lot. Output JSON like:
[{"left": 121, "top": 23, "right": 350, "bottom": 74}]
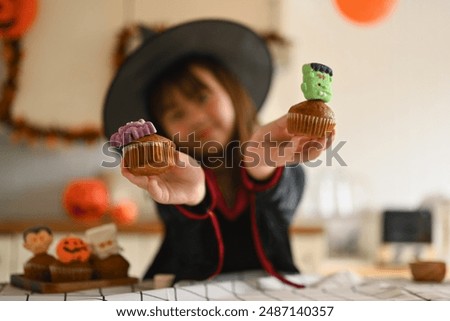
[{"left": 103, "top": 19, "right": 273, "bottom": 139}]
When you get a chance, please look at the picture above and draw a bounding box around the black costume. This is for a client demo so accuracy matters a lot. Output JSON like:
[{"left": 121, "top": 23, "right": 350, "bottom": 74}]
[{"left": 144, "top": 165, "right": 305, "bottom": 283}]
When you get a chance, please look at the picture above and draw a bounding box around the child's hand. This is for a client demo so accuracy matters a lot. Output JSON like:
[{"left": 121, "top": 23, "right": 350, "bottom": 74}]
[
  {"left": 243, "top": 114, "right": 335, "bottom": 180},
  {"left": 121, "top": 151, "right": 206, "bottom": 206}
]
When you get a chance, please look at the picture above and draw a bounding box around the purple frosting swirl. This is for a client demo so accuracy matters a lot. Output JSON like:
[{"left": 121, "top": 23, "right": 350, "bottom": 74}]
[{"left": 109, "top": 119, "right": 157, "bottom": 147}]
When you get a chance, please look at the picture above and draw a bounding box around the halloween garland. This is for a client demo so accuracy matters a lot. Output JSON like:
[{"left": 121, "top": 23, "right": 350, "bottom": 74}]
[
  {"left": 0, "top": 39, "right": 101, "bottom": 146},
  {"left": 0, "top": 24, "right": 288, "bottom": 148},
  {"left": 0, "top": 0, "right": 101, "bottom": 146}
]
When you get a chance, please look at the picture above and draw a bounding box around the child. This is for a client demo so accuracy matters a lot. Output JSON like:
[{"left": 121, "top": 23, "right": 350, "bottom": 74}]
[{"left": 103, "top": 19, "right": 334, "bottom": 287}]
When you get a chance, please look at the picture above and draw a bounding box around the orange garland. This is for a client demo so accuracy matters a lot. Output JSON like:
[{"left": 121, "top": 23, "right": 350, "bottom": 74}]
[{"left": 0, "top": 39, "right": 102, "bottom": 146}]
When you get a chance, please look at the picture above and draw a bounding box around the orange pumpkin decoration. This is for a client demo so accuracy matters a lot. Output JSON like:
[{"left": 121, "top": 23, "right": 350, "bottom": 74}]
[
  {"left": 56, "top": 236, "right": 91, "bottom": 263},
  {"left": 62, "top": 179, "right": 109, "bottom": 223},
  {"left": 0, "top": 0, "right": 39, "bottom": 39}
]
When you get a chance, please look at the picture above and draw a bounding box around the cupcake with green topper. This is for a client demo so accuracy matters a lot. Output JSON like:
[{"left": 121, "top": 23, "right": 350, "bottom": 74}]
[{"left": 287, "top": 63, "right": 336, "bottom": 137}]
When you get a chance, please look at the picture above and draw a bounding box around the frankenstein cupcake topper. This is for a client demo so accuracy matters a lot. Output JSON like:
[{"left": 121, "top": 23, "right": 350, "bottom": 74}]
[
  {"left": 287, "top": 62, "right": 336, "bottom": 138},
  {"left": 301, "top": 63, "right": 333, "bottom": 103}
]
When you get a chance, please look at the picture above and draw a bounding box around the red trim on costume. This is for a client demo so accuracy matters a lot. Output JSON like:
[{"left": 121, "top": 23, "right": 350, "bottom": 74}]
[
  {"left": 241, "top": 166, "right": 284, "bottom": 192},
  {"left": 249, "top": 192, "right": 305, "bottom": 289},
  {"left": 175, "top": 171, "right": 224, "bottom": 279},
  {"left": 204, "top": 169, "right": 248, "bottom": 220},
  {"left": 243, "top": 166, "right": 304, "bottom": 288},
  {"left": 206, "top": 209, "right": 224, "bottom": 279},
  {"left": 175, "top": 205, "right": 224, "bottom": 279}
]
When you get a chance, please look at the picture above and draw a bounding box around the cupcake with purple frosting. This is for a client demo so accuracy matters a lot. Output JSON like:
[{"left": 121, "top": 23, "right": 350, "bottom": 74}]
[{"left": 110, "top": 119, "right": 175, "bottom": 175}]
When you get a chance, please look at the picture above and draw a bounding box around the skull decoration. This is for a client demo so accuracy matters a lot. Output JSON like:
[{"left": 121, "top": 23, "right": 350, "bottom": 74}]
[{"left": 85, "top": 223, "right": 121, "bottom": 260}]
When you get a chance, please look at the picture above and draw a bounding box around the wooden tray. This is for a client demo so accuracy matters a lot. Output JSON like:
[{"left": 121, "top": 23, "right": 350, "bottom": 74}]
[{"left": 10, "top": 274, "right": 139, "bottom": 293}]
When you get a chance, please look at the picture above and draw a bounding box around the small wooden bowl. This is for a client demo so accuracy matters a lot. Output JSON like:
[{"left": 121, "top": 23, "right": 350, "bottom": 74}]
[{"left": 409, "top": 261, "right": 446, "bottom": 282}]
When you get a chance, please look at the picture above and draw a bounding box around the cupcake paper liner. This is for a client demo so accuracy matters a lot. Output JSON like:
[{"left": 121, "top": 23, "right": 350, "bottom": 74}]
[
  {"left": 287, "top": 113, "right": 335, "bottom": 137},
  {"left": 24, "top": 262, "right": 52, "bottom": 282},
  {"left": 92, "top": 255, "right": 130, "bottom": 279},
  {"left": 49, "top": 265, "right": 93, "bottom": 282},
  {"left": 123, "top": 141, "right": 175, "bottom": 175}
]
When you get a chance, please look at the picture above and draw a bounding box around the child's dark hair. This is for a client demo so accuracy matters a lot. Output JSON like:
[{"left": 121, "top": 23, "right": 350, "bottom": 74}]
[{"left": 147, "top": 55, "right": 259, "bottom": 145}]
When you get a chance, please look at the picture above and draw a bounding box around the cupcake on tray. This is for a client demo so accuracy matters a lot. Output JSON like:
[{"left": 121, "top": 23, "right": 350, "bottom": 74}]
[
  {"left": 22, "top": 226, "right": 57, "bottom": 282},
  {"left": 85, "top": 223, "right": 130, "bottom": 279},
  {"left": 49, "top": 235, "right": 93, "bottom": 282},
  {"left": 110, "top": 119, "right": 175, "bottom": 176},
  {"left": 287, "top": 63, "right": 336, "bottom": 138}
]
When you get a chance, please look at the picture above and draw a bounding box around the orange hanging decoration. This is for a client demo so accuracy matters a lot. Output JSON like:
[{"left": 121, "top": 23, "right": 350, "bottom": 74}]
[
  {"left": 62, "top": 179, "right": 110, "bottom": 224},
  {"left": 110, "top": 199, "right": 138, "bottom": 225},
  {"left": 0, "top": 0, "right": 39, "bottom": 39},
  {"left": 333, "top": 0, "right": 398, "bottom": 25},
  {"left": 62, "top": 178, "right": 140, "bottom": 225}
]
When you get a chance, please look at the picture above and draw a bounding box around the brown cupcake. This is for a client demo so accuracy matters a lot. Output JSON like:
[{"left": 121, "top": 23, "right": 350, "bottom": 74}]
[
  {"left": 91, "top": 254, "right": 130, "bottom": 279},
  {"left": 287, "top": 100, "right": 335, "bottom": 138},
  {"left": 123, "top": 134, "right": 176, "bottom": 176},
  {"left": 110, "top": 119, "right": 176, "bottom": 176},
  {"left": 23, "top": 253, "right": 57, "bottom": 282},
  {"left": 49, "top": 260, "right": 93, "bottom": 283}
]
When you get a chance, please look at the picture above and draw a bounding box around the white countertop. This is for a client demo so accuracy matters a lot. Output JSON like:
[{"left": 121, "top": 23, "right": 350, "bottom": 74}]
[{"left": 1, "top": 270, "right": 450, "bottom": 301}]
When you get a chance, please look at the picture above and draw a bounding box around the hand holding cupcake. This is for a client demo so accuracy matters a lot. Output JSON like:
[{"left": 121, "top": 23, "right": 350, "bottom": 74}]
[{"left": 112, "top": 119, "right": 206, "bottom": 206}]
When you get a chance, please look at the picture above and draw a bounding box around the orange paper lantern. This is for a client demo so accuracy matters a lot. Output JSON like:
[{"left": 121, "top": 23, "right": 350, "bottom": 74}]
[
  {"left": 62, "top": 179, "right": 109, "bottom": 223},
  {"left": 0, "top": 0, "right": 39, "bottom": 39},
  {"left": 333, "top": 0, "right": 398, "bottom": 25}
]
